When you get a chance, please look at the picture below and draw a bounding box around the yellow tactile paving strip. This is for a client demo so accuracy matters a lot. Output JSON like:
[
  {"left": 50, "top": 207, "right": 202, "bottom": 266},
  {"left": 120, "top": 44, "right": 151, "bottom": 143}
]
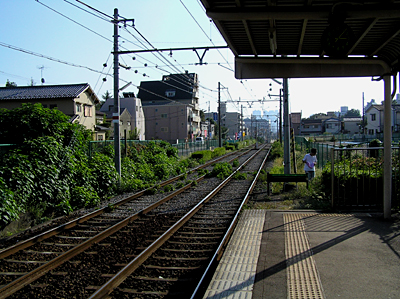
[
  {"left": 203, "top": 210, "right": 265, "bottom": 299},
  {"left": 284, "top": 213, "right": 325, "bottom": 299}
]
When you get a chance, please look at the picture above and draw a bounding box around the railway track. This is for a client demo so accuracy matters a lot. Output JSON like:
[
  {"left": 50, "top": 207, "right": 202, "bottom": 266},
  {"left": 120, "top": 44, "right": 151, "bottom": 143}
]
[{"left": 0, "top": 145, "right": 270, "bottom": 298}]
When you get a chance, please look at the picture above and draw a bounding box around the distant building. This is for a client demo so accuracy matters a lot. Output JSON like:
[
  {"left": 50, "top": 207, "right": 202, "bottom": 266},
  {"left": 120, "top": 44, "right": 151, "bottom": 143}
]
[
  {"left": 290, "top": 112, "right": 301, "bottom": 135},
  {"left": 323, "top": 117, "right": 341, "bottom": 134},
  {"left": 100, "top": 93, "right": 146, "bottom": 140},
  {"left": 300, "top": 119, "right": 323, "bottom": 135},
  {"left": 343, "top": 118, "right": 362, "bottom": 134},
  {"left": 138, "top": 72, "right": 200, "bottom": 141},
  {"left": 340, "top": 106, "right": 348, "bottom": 117},
  {"left": 142, "top": 102, "right": 193, "bottom": 143}
]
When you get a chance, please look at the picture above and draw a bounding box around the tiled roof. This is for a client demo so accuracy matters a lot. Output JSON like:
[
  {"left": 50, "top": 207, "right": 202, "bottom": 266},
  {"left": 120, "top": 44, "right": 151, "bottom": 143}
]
[{"left": 0, "top": 83, "right": 91, "bottom": 101}]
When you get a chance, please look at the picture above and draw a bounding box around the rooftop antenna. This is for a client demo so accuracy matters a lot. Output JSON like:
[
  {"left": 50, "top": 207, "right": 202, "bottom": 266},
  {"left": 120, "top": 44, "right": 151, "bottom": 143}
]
[{"left": 37, "top": 65, "right": 47, "bottom": 85}]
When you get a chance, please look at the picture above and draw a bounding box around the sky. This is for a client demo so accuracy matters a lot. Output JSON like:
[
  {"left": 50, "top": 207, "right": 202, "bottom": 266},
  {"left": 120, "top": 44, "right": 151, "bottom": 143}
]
[{"left": 0, "top": 0, "right": 390, "bottom": 119}]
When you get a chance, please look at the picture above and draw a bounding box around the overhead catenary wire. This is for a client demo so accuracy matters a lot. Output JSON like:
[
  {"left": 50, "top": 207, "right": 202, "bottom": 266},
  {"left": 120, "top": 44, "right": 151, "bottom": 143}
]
[
  {"left": 36, "top": 1, "right": 259, "bottom": 113},
  {"left": 35, "top": 0, "right": 114, "bottom": 44}
]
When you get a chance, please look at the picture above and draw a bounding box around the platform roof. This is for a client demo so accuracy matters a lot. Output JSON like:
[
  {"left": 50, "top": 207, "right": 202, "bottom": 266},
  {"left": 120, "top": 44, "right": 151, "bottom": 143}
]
[{"left": 200, "top": 0, "right": 400, "bottom": 79}]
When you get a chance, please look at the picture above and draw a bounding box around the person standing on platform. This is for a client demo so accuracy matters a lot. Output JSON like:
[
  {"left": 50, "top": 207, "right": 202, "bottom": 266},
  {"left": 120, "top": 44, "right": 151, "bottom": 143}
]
[{"left": 303, "top": 148, "right": 317, "bottom": 181}]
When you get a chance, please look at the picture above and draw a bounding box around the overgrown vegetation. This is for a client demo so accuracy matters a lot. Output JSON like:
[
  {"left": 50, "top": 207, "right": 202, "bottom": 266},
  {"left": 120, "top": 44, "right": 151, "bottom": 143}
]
[
  {"left": 208, "top": 162, "right": 233, "bottom": 179},
  {"left": 0, "top": 104, "right": 240, "bottom": 232}
]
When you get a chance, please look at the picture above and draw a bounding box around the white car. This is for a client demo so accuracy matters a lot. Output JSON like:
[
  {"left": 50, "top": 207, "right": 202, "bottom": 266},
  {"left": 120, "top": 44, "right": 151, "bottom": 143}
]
[{"left": 195, "top": 137, "right": 204, "bottom": 144}]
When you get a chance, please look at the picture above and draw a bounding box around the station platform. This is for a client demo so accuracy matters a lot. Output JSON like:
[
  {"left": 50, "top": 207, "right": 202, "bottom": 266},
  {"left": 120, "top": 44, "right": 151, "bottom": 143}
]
[{"left": 203, "top": 210, "right": 400, "bottom": 299}]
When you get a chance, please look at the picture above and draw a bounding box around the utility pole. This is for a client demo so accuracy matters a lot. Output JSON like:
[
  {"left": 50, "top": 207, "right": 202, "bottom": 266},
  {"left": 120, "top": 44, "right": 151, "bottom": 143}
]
[
  {"left": 218, "top": 82, "right": 222, "bottom": 147},
  {"left": 241, "top": 105, "right": 244, "bottom": 141},
  {"left": 279, "top": 89, "right": 283, "bottom": 144},
  {"left": 283, "top": 78, "right": 291, "bottom": 174},
  {"left": 113, "top": 8, "right": 121, "bottom": 179},
  {"left": 362, "top": 92, "right": 365, "bottom": 140}
]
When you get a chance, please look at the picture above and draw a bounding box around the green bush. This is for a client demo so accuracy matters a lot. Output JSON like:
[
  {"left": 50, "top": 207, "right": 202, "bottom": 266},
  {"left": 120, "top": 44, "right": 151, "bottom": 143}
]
[
  {"left": 0, "top": 178, "right": 19, "bottom": 229},
  {"left": 209, "top": 162, "right": 233, "bottom": 179},
  {"left": 232, "top": 159, "right": 239, "bottom": 167},
  {"left": 212, "top": 147, "right": 226, "bottom": 158},
  {"left": 270, "top": 141, "right": 283, "bottom": 159},
  {"left": 233, "top": 172, "right": 247, "bottom": 180},
  {"left": 191, "top": 150, "right": 212, "bottom": 161}
]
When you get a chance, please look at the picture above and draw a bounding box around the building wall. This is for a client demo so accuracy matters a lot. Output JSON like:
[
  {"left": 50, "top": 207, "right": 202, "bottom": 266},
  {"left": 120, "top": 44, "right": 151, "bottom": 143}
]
[
  {"left": 324, "top": 119, "right": 341, "bottom": 134},
  {"left": 143, "top": 104, "right": 190, "bottom": 143},
  {"left": 73, "top": 91, "right": 96, "bottom": 131},
  {"left": 366, "top": 106, "right": 383, "bottom": 136},
  {"left": 343, "top": 119, "right": 360, "bottom": 134}
]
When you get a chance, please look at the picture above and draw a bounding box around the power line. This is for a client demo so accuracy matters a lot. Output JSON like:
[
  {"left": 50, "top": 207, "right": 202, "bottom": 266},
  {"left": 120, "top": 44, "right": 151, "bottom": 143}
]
[
  {"left": 0, "top": 42, "right": 110, "bottom": 76},
  {"left": 63, "top": 0, "right": 111, "bottom": 23},
  {"left": 35, "top": 0, "right": 113, "bottom": 43}
]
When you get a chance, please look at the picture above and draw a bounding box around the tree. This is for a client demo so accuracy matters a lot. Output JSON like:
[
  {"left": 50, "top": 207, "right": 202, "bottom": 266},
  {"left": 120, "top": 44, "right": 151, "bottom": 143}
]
[
  {"left": 200, "top": 110, "right": 205, "bottom": 122},
  {"left": 128, "top": 127, "right": 141, "bottom": 140},
  {"left": 344, "top": 109, "right": 361, "bottom": 118},
  {"left": 5, "top": 80, "right": 17, "bottom": 87},
  {"left": 102, "top": 90, "right": 112, "bottom": 100}
]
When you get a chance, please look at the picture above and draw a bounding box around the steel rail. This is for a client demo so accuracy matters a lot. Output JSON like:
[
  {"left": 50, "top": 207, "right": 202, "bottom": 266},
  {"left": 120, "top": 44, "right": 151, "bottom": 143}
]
[
  {"left": 0, "top": 148, "right": 253, "bottom": 298},
  {"left": 89, "top": 145, "right": 267, "bottom": 298},
  {"left": 0, "top": 148, "right": 249, "bottom": 260},
  {"left": 0, "top": 172, "right": 209, "bottom": 298},
  {"left": 190, "top": 146, "right": 271, "bottom": 299}
]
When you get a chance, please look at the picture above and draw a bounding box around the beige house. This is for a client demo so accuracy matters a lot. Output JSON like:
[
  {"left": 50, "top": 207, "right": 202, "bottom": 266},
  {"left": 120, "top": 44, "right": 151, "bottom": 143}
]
[
  {"left": 100, "top": 93, "right": 146, "bottom": 140},
  {"left": 0, "top": 83, "right": 99, "bottom": 135}
]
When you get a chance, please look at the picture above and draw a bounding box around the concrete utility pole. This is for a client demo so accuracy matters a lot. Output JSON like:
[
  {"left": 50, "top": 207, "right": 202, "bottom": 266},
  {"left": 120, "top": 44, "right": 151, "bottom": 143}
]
[
  {"left": 279, "top": 89, "right": 283, "bottom": 144},
  {"left": 218, "top": 82, "right": 222, "bottom": 147},
  {"left": 283, "top": 78, "right": 291, "bottom": 174},
  {"left": 113, "top": 8, "right": 121, "bottom": 179},
  {"left": 241, "top": 105, "right": 244, "bottom": 141}
]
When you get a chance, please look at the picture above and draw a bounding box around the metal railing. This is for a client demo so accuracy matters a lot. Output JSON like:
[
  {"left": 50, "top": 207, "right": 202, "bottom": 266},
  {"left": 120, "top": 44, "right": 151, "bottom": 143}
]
[
  {"left": 172, "top": 140, "right": 219, "bottom": 157},
  {"left": 88, "top": 139, "right": 221, "bottom": 158},
  {"left": 329, "top": 147, "right": 400, "bottom": 211}
]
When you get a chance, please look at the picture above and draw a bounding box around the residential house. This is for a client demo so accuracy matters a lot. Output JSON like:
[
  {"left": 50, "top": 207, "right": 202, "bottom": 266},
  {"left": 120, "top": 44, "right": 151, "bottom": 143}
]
[
  {"left": 365, "top": 104, "right": 384, "bottom": 138},
  {"left": 94, "top": 111, "right": 109, "bottom": 141},
  {"left": 300, "top": 119, "right": 323, "bottom": 135},
  {"left": 323, "top": 117, "right": 341, "bottom": 134},
  {"left": 100, "top": 93, "right": 146, "bottom": 140},
  {"left": 101, "top": 107, "right": 133, "bottom": 139},
  {"left": 138, "top": 72, "right": 200, "bottom": 141},
  {"left": 0, "top": 83, "right": 99, "bottom": 135},
  {"left": 393, "top": 102, "right": 400, "bottom": 133},
  {"left": 343, "top": 117, "right": 362, "bottom": 134}
]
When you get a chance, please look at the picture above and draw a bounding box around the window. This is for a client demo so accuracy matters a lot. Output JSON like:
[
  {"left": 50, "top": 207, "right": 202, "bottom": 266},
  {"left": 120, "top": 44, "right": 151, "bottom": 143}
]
[
  {"left": 98, "top": 135, "right": 103, "bottom": 141},
  {"left": 161, "top": 113, "right": 168, "bottom": 118},
  {"left": 165, "top": 90, "right": 176, "bottom": 97},
  {"left": 127, "top": 121, "right": 131, "bottom": 126},
  {"left": 76, "top": 103, "right": 82, "bottom": 112},
  {"left": 368, "top": 129, "right": 374, "bottom": 135},
  {"left": 84, "top": 105, "right": 92, "bottom": 117},
  {"left": 371, "top": 114, "right": 376, "bottom": 121},
  {"left": 161, "top": 127, "right": 168, "bottom": 132}
]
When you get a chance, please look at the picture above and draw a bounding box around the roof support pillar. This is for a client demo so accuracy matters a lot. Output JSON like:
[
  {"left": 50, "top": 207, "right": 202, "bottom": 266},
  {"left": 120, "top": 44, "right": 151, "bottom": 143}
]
[
  {"left": 383, "top": 75, "right": 392, "bottom": 219},
  {"left": 283, "top": 78, "right": 290, "bottom": 174}
]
